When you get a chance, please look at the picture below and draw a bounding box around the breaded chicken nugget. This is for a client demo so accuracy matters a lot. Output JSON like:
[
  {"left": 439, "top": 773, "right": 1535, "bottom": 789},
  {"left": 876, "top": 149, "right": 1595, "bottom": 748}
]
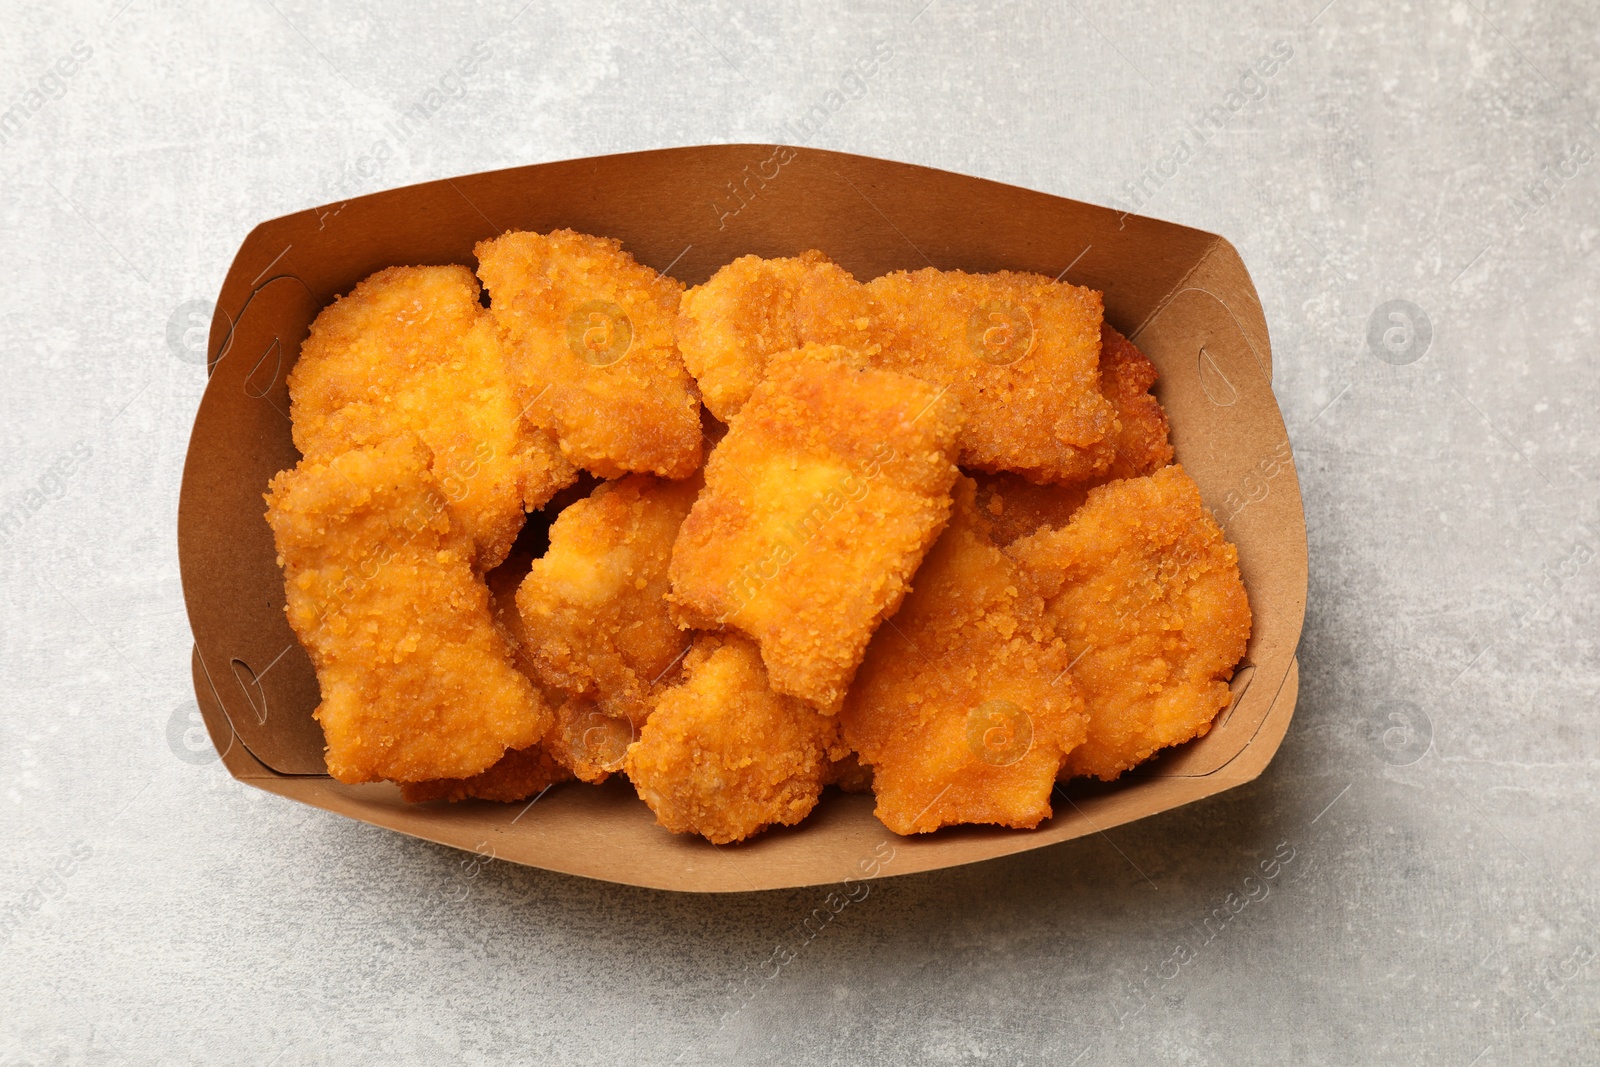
[
  {"left": 624, "top": 635, "right": 844, "bottom": 843},
  {"left": 841, "top": 478, "right": 1087, "bottom": 834},
  {"left": 677, "top": 251, "right": 876, "bottom": 421},
  {"left": 973, "top": 326, "right": 1173, "bottom": 544},
  {"left": 264, "top": 435, "right": 553, "bottom": 783},
  {"left": 1098, "top": 324, "right": 1173, "bottom": 481},
  {"left": 484, "top": 554, "right": 558, "bottom": 697},
  {"left": 398, "top": 744, "right": 572, "bottom": 804},
  {"left": 476, "top": 230, "right": 702, "bottom": 480},
  {"left": 515, "top": 473, "right": 700, "bottom": 728},
  {"left": 677, "top": 253, "right": 1119, "bottom": 483},
  {"left": 825, "top": 751, "right": 874, "bottom": 794},
  {"left": 1006, "top": 465, "right": 1252, "bottom": 781},
  {"left": 668, "top": 350, "right": 964, "bottom": 711},
  {"left": 973, "top": 472, "right": 1093, "bottom": 547},
  {"left": 288, "top": 264, "right": 574, "bottom": 570},
  {"left": 867, "top": 268, "right": 1116, "bottom": 483},
  {"left": 399, "top": 557, "right": 574, "bottom": 802},
  {"left": 412, "top": 550, "right": 643, "bottom": 789},
  {"left": 542, "top": 699, "right": 642, "bottom": 784}
]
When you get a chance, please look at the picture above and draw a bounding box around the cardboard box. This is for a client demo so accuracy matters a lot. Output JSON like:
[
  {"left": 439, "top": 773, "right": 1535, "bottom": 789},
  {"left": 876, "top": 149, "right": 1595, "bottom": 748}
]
[{"left": 178, "top": 145, "right": 1307, "bottom": 892}]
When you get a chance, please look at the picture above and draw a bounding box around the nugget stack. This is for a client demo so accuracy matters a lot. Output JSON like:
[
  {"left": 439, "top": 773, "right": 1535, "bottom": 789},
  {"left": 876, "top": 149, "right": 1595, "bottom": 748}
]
[{"left": 264, "top": 231, "right": 1252, "bottom": 843}]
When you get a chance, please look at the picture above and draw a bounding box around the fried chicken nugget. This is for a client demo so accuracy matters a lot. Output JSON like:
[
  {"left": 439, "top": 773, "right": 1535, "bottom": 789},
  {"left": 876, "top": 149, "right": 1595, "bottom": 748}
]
[
  {"left": 677, "top": 251, "right": 876, "bottom": 421},
  {"left": 974, "top": 325, "right": 1173, "bottom": 544},
  {"left": 515, "top": 473, "right": 700, "bottom": 726},
  {"left": 667, "top": 349, "right": 964, "bottom": 711},
  {"left": 1099, "top": 323, "right": 1173, "bottom": 481},
  {"left": 476, "top": 230, "right": 702, "bottom": 480},
  {"left": 624, "top": 635, "right": 844, "bottom": 843},
  {"left": 867, "top": 268, "right": 1116, "bottom": 483},
  {"left": 398, "top": 744, "right": 572, "bottom": 804},
  {"left": 840, "top": 478, "right": 1087, "bottom": 834},
  {"left": 825, "top": 751, "right": 874, "bottom": 794},
  {"left": 973, "top": 473, "right": 1093, "bottom": 547},
  {"left": 288, "top": 265, "right": 574, "bottom": 570},
  {"left": 540, "top": 698, "right": 642, "bottom": 784},
  {"left": 406, "top": 547, "right": 649, "bottom": 792},
  {"left": 1005, "top": 465, "right": 1252, "bottom": 781},
  {"left": 397, "top": 557, "right": 577, "bottom": 804},
  {"left": 483, "top": 554, "right": 557, "bottom": 696},
  {"left": 264, "top": 435, "right": 553, "bottom": 783},
  {"left": 677, "top": 253, "right": 1118, "bottom": 483}
]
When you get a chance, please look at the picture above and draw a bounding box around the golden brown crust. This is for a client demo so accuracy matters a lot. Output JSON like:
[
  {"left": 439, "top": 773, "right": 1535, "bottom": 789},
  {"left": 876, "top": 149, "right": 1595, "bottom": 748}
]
[
  {"left": 483, "top": 555, "right": 560, "bottom": 701},
  {"left": 677, "top": 251, "right": 876, "bottom": 421},
  {"left": 1005, "top": 465, "right": 1252, "bottom": 781},
  {"left": 264, "top": 436, "right": 553, "bottom": 784},
  {"left": 840, "top": 478, "right": 1087, "bottom": 834},
  {"left": 973, "top": 472, "right": 1093, "bottom": 547},
  {"left": 623, "top": 635, "right": 843, "bottom": 843},
  {"left": 398, "top": 744, "right": 573, "bottom": 804},
  {"left": 271, "top": 237, "right": 1246, "bottom": 840},
  {"left": 667, "top": 349, "right": 964, "bottom": 711},
  {"left": 542, "top": 699, "right": 641, "bottom": 784},
  {"left": 515, "top": 473, "right": 700, "bottom": 728},
  {"left": 676, "top": 253, "right": 1118, "bottom": 484},
  {"left": 824, "top": 751, "right": 875, "bottom": 793},
  {"left": 476, "top": 230, "right": 702, "bottom": 480},
  {"left": 397, "top": 558, "right": 575, "bottom": 802},
  {"left": 971, "top": 327, "right": 1172, "bottom": 544},
  {"left": 1099, "top": 324, "right": 1173, "bottom": 481},
  {"left": 866, "top": 268, "right": 1116, "bottom": 482},
  {"left": 287, "top": 264, "right": 574, "bottom": 570}
]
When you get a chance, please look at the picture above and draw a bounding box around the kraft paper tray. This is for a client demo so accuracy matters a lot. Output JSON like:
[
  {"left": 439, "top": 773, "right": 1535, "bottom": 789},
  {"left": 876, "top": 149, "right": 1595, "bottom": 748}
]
[{"left": 178, "top": 145, "right": 1308, "bottom": 892}]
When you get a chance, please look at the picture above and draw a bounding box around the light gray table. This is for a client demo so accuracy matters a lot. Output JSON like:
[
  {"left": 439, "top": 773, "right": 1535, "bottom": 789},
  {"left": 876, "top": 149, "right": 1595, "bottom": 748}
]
[{"left": 2, "top": 1, "right": 1595, "bottom": 1063}]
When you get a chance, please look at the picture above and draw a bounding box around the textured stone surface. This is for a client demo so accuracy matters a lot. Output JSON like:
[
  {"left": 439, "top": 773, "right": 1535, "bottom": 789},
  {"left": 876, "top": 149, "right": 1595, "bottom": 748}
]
[{"left": 2, "top": 1, "right": 1597, "bottom": 1063}]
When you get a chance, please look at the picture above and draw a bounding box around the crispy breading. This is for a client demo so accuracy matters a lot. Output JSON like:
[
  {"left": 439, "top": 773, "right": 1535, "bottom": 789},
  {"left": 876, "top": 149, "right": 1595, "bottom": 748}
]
[
  {"left": 267, "top": 237, "right": 1242, "bottom": 839},
  {"left": 1099, "top": 324, "right": 1173, "bottom": 481},
  {"left": 667, "top": 349, "right": 964, "bottom": 711},
  {"left": 515, "top": 473, "right": 700, "bottom": 728},
  {"left": 287, "top": 264, "right": 574, "bottom": 570},
  {"left": 677, "top": 250, "right": 876, "bottom": 421},
  {"left": 973, "top": 472, "right": 1092, "bottom": 547},
  {"left": 825, "top": 751, "right": 874, "bottom": 794},
  {"left": 399, "top": 557, "right": 573, "bottom": 802},
  {"left": 398, "top": 744, "right": 572, "bottom": 804},
  {"left": 432, "top": 556, "right": 649, "bottom": 790},
  {"left": 476, "top": 229, "right": 702, "bottom": 480},
  {"left": 484, "top": 554, "right": 558, "bottom": 698},
  {"left": 675, "top": 253, "right": 1119, "bottom": 483},
  {"left": 840, "top": 478, "right": 1087, "bottom": 833},
  {"left": 264, "top": 435, "right": 553, "bottom": 783},
  {"left": 543, "top": 699, "right": 641, "bottom": 784},
  {"left": 972, "top": 326, "right": 1173, "bottom": 544},
  {"left": 1005, "top": 465, "right": 1252, "bottom": 781},
  {"left": 624, "top": 635, "right": 844, "bottom": 843},
  {"left": 867, "top": 268, "right": 1116, "bottom": 482}
]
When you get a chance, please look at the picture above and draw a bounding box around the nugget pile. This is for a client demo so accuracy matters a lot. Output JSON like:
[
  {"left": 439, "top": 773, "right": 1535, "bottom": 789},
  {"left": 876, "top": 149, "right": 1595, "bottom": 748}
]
[{"left": 265, "top": 232, "right": 1251, "bottom": 842}]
